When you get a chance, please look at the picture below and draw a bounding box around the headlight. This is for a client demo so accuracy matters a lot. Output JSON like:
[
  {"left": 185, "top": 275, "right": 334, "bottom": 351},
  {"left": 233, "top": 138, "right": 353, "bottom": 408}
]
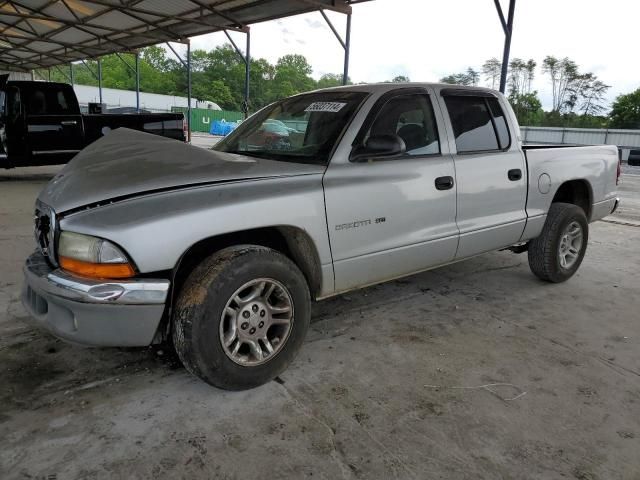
[{"left": 58, "top": 231, "right": 135, "bottom": 278}]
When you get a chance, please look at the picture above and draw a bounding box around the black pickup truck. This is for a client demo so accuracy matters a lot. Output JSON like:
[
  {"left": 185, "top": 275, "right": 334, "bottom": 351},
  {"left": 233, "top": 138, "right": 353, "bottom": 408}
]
[{"left": 0, "top": 76, "right": 186, "bottom": 168}]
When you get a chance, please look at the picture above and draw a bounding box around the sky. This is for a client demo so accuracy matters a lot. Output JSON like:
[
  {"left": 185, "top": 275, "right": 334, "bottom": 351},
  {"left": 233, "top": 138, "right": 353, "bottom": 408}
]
[{"left": 189, "top": 0, "right": 640, "bottom": 111}]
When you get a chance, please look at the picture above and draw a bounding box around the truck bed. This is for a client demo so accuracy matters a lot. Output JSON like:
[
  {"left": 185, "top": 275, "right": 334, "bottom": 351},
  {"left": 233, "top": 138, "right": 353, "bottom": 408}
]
[{"left": 523, "top": 144, "right": 619, "bottom": 229}]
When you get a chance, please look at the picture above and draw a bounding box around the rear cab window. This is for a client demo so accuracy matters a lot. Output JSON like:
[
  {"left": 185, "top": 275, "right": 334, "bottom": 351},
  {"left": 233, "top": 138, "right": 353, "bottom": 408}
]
[{"left": 443, "top": 94, "right": 511, "bottom": 153}]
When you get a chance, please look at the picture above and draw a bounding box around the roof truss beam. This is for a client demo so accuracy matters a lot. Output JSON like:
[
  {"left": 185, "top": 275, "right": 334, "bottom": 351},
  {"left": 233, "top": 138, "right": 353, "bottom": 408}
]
[{"left": 0, "top": 0, "right": 368, "bottom": 70}]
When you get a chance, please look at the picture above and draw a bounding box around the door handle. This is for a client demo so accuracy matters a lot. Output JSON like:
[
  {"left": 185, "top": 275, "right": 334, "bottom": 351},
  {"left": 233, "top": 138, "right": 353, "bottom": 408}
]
[
  {"left": 61, "top": 120, "right": 77, "bottom": 126},
  {"left": 435, "top": 176, "right": 454, "bottom": 190},
  {"left": 508, "top": 169, "right": 522, "bottom": 181}
]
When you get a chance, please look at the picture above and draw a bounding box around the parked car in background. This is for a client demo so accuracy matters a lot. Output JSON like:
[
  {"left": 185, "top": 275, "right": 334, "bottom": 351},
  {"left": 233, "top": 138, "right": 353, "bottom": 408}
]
[
  {"left": 0, "top": 76, "right": 186, "bottom": 168},
  {"left": 22, "top": 83, "right": 620, "bottom": 390},
  {"left": 244, "top": 119, "right": 300, "bottom": 150}
]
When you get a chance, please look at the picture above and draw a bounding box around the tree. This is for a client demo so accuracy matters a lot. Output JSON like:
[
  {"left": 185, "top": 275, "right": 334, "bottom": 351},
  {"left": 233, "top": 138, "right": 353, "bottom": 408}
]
[
  {"left": 482, "top": 58, "right": 501, "bottom": 89},
  {"left": 271, "top": 54, "right": 315, "bottom": 101},
  {"left": 192, "top": 80, "right": 235, "bottom": 109},
  {"left": 609, "top": 88, "right": 640, "bottom": 129},
  {"left": 507, "top": 58, "right": 536, "bottom": 97},
  {"left": 440, "top": 68, "right": 478, "bottom": 86},
  {"left": 542, "top": 56, "right": 579, "bottom": 112},
  {"left": 509, "top": 92, "right": 544, "bottom": 126},
  {"left": 569, "top": 74, "right": 610, "bottom": 116},
  {"left": 542, "top": 56, "right": 610, "bottom": 116},
  {"left": 465, "top": 68, "right": 479, "bottom": 86},
  {"left": 317, "top": 73, "right": 345, "bottom": 88},
  {"left": 390, "top": 75, "right": 410, "bottom": 83},
  {"left": 35, "top": 45, "right": 349, "bottom": 114},
  {"left": 525, "top": 59, "right": 536, "bottom": 93}
]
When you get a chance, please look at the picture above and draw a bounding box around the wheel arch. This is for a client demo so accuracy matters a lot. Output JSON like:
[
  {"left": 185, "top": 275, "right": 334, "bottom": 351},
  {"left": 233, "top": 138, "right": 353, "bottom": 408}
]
[
  {"left": 551, "top": 179, "right": 593, "bottom": 220},
  {"left": 169, "top": 226, "right": 323, "bottom": 309}
]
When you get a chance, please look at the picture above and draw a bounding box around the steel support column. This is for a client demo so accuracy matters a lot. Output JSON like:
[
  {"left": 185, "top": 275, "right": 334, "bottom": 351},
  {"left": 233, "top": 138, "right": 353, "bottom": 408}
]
[
  {"left": 494, "top": 0, "right": 516, "bottom": 93},
  {"left": 81, "top": 59, "right": 104, "bottom": 108},
  {"left": 224, "top": 28, "right": 251, "bottom": 118},
  {"left": 187, "top": 40, "right": 192, "bottom": 142},
  {"left": 135, "top": 52, "right": 140, "bottom": 112},
  {"left": 98, "top": 58, "right": 103, "bottom": 105},
  {"left": 343, "top": 13, "right": 351, "bottom": 85},
  {"left": 244, "top": 29, "right": 250, "bottom": 117},
  {"left": 70, "top": 63, "right": 74, "bottom": 85},
  {"left": 166, "top": 41, "right": 194, "bottom": 140},
  {"left": 320, "top": 9, "right": 352, "bottom": 85},
  {"left": 115, "top": 53, "right": 140, "bottom": 111}
]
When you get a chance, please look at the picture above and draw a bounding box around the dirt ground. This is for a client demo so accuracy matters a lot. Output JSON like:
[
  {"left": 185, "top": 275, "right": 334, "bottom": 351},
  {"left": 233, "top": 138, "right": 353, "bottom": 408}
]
[{"left": 1, "top": 166, "right": 639, "bottom": 480}]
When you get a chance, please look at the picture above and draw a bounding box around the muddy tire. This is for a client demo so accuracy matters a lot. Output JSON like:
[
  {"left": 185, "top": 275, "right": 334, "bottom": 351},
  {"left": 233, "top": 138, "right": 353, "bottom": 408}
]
[
  {"left": 172, "top": 245, "right": 310, "bottom": 390},
  {"left": 528, "top": 202, "right": 589, "bottom": 283}
]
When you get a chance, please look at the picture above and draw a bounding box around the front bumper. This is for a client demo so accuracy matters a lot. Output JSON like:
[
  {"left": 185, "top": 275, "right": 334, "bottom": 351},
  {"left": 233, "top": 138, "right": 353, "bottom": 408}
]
[{"left": 22, "top": 252, "right": 170, "bottom": 347}]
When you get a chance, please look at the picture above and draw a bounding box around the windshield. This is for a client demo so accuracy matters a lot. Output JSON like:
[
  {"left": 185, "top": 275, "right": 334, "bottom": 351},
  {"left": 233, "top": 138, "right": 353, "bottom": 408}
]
[{"left": 214, "top": 91, "right": 368, "bottom": 165}]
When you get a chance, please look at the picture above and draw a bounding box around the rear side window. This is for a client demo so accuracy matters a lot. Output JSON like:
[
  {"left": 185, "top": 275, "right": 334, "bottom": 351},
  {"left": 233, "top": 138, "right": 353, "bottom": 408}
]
[
  {"left": 365, "top": 93, "right": 440, "bottom": 156},
  {"left": 487, "top": 98, "right": 510, "bottom": 149},
  {"left": 444, "top": 95, "right": 510, "bottom": 153}
]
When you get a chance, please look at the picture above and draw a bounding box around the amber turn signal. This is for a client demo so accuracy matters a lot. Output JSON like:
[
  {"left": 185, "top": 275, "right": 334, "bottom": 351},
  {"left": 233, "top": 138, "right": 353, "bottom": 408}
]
[{"left": 59, "top": 256, "right": 135, "bottom": 279}]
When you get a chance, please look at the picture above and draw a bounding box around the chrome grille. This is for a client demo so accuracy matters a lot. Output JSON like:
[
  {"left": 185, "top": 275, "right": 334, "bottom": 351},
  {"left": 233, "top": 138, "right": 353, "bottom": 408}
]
[{"left": 34, "top": 201, "right": 58, "bottom": 266}]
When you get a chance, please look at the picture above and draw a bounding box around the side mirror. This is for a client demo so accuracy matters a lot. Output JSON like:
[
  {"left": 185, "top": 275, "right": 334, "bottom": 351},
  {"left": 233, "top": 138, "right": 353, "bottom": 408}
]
[{"left": 350, "top": 134, "right": 406, "bottom": 162}]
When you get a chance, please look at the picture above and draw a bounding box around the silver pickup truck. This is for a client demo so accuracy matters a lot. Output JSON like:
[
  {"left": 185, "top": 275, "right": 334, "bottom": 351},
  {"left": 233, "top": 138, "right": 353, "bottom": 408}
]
[{"left": 23, "top": 83, "right": 620, "bottom": 390}]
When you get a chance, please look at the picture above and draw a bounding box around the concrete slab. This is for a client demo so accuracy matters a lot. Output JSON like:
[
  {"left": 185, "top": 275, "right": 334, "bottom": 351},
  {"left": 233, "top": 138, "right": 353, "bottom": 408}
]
[
  {"left": 613, "top": 170, "right": 640, "bottom": 224},
  {"left": 190, "top": 133, "right": 222, "bottom": 150},
  {"left": 1, "top": 168, "right": 639, "bottom": 479}
]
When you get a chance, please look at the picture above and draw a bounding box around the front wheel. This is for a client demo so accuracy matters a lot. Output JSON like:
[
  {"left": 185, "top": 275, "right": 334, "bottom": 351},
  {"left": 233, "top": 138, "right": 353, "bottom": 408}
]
[
  {"left": 528, "top": 202, "right": 589, "bottom": 283},
  {"left": 172, "top": 245, "right": 310, "bottom": 390}
]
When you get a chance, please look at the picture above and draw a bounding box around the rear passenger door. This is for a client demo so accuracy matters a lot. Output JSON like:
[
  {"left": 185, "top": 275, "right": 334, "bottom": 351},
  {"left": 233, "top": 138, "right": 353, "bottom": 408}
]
[
  {"left": 438, "top": 90, "right": 527, "bottom": 259},
  {"left": 324, "top": 88, "right": 459, "bottom": 292}
]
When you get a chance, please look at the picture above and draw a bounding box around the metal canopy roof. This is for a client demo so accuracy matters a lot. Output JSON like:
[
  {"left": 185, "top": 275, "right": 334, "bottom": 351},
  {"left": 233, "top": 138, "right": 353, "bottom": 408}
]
[{"left": 0, "top": 0, "right": 365, "bottom": 71}]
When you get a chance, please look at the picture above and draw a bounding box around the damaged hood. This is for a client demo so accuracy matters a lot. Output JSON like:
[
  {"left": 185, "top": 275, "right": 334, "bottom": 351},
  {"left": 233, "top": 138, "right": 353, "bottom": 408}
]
[{"left": 39, "top": 128, "right": 325, "bottom": 213}]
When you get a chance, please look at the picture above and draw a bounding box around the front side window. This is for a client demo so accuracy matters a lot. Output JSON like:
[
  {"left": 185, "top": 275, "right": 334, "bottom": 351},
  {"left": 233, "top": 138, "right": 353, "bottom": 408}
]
[
  {"left": 444, "top": 95, "right": 510, "bottom": 153},
  {"left": 365, "top": 94, "right": 440, "bottom": 156},
  {"left": 26, "top": 87, "right": 78, "bottom": 115},
  {"left": 27, "top": 89, "right": 48, "bottom": 115},
  {"left": 7, "top": 87, "right": 21, "bottom": 119},
  {"left": 215, "top": 91, "right": 368, "bottom": 165}
]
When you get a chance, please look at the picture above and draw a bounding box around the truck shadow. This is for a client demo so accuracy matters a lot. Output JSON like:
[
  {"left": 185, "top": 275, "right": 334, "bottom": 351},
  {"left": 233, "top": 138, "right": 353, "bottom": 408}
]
[
  {"left": 0, "top": 165, "right": 61, "bottom": 182},
  {"left": 1, "top": 250, "right": 530, "bottom": 409},
  {"left": 0, "top": 173, "right": 57, "bottom": 182}
]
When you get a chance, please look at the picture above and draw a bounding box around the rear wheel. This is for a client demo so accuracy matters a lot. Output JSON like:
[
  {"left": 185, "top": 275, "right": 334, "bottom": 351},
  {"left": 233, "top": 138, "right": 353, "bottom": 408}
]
[
  {"left": 528, "top": 202, "right": 589, "bottom": 283},
  {"left": 172, "top": 245, "right": 310, "bottom": 390}
]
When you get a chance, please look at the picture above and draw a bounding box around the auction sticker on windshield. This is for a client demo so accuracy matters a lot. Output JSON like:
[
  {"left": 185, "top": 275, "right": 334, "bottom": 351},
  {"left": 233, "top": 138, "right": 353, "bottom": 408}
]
[{"left": 305, "top": 102, "right": 347, "bottom": 113}]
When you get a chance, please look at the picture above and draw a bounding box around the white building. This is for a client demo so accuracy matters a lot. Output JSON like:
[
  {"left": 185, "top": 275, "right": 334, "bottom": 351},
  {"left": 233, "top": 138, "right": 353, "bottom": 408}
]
[
  {"left": 0, "top": 70, "right": 32, "bottom": 81},
  {"left": 72, "top": 84, "right": 221, "bottom": 112}
]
